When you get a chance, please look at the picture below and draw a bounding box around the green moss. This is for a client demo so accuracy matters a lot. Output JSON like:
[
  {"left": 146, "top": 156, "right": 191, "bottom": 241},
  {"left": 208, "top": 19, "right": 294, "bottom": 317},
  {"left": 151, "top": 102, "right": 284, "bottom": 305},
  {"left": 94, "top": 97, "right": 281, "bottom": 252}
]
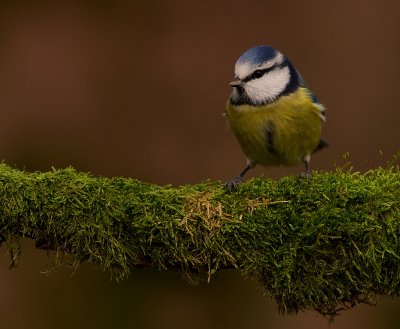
[{"left": 0, "top": 161, "right": 399, "bottom": 316}]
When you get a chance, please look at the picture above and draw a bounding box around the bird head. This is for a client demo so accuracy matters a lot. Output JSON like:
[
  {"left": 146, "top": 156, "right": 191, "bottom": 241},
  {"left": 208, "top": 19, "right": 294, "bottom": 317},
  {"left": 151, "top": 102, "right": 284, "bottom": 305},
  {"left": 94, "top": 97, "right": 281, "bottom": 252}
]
[{"left": 230, "top": 45, "right": 299, "bottom": 106}]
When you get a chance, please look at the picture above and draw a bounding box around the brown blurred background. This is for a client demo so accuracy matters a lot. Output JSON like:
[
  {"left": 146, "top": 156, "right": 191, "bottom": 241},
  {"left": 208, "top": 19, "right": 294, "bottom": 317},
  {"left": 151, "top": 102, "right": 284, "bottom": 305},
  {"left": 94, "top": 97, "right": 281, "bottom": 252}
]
[{"left": 0, "top": 1, "right": 399, "bottom": 328}]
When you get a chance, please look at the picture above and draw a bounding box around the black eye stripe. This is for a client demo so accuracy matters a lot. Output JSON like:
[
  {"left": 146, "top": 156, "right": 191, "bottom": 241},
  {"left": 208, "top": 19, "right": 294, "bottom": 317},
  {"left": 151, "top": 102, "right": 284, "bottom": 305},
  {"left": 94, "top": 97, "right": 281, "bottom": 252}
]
[
  {"left": 243, "top": 65, "right": 277, "bottom": 82},
  {"left": 243, "top": 60, "right": 289, "bottom": 83}
]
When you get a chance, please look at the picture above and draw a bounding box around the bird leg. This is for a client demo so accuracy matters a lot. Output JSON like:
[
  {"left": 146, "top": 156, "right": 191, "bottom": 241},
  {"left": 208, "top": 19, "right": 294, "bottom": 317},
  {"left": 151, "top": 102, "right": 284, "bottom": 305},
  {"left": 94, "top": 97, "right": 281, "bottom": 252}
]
[
  {"left": 300, "top": 154, "right": 312, "bottom": 178},
  {"left": 224, "top": 164, "right": 251, "bottom": 191}
]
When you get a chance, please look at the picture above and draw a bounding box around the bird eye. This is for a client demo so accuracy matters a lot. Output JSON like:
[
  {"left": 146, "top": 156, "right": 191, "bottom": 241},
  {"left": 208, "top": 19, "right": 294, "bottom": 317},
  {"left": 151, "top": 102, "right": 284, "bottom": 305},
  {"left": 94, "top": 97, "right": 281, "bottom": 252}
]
[{"left": 252, "top": 70, "right": 264, "bottom": 79}]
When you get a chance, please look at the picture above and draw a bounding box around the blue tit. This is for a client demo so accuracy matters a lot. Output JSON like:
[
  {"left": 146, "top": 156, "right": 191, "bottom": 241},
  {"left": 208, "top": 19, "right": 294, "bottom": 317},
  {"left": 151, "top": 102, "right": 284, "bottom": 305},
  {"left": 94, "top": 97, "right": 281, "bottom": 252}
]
[{"left": 224, "top": 45, "right": 327, "bottom": 190}]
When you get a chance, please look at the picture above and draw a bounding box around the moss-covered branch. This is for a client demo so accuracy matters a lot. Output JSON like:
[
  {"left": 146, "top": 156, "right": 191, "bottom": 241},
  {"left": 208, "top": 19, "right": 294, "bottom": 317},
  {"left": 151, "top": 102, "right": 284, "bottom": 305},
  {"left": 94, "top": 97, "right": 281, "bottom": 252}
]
[{"left": 0, "top": 162, "right": 399, "bottom": 316}]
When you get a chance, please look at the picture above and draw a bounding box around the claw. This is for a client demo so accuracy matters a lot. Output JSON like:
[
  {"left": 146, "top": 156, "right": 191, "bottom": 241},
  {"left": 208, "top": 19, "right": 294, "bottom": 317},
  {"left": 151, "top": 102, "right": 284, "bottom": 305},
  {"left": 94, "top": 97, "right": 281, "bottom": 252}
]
[
  {"left": 299, "top": 171, "right": 312, "bottom": 179},
  {"left": 224, "top": 176, "right": 243, "bottom": 192},
  {"left": 223, "top": 164, "right": 252, "bottom": 192}
]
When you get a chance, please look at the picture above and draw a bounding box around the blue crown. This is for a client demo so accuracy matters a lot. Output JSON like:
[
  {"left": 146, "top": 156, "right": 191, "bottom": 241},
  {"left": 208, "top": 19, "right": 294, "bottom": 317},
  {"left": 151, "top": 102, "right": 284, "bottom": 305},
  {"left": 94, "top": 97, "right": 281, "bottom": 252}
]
[{"left": 236, "top": 45, "right": 278, "bottom": 66}]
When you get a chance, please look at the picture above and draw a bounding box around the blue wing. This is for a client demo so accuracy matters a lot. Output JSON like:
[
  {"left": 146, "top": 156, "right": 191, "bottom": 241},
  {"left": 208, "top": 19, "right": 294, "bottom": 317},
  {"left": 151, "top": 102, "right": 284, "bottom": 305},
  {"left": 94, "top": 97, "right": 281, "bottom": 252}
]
[{"left": 296, "top": 69, "right": 326, "bottom": 121}]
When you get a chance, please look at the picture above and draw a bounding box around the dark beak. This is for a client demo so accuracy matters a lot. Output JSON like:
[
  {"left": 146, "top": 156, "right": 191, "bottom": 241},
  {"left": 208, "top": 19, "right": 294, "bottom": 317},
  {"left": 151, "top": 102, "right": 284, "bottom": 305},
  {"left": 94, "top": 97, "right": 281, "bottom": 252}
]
[{"left": 229, "top": 76, "right": 242, "bottom": 87}]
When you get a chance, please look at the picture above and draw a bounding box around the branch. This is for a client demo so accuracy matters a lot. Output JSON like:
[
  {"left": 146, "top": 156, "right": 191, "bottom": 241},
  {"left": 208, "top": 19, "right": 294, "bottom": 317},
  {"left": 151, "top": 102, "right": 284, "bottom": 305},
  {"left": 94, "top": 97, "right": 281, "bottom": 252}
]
[{"left": 0, "top": 162, "right": 399, "bottom": 317}]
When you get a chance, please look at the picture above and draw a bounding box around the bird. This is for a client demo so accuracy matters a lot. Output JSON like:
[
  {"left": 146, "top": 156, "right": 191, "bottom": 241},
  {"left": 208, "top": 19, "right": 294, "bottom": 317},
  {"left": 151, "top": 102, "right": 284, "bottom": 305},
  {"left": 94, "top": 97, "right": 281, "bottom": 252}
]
[{"left": 224, "top": 45, "right": 327, "bottom": 191}]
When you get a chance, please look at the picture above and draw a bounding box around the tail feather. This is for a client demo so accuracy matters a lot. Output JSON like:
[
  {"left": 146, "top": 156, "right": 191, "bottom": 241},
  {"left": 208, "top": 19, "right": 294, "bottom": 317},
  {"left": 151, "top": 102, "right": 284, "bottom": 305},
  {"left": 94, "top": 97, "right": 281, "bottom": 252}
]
[{"left": 313, "top": 139, "right": 329, "bottom": 153}]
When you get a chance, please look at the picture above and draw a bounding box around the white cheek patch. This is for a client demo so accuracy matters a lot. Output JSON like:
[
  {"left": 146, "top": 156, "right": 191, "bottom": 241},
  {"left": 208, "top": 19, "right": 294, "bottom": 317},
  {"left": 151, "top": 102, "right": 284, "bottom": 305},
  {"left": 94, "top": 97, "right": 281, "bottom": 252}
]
[{"left": 244, "top": 66, "right": 290, "bottom": 103}]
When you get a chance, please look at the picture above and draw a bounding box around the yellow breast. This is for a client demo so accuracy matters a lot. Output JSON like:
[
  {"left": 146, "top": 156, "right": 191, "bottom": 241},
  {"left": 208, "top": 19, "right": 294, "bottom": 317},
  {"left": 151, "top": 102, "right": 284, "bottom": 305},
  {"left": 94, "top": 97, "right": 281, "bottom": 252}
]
[{"left": 225, "top": 87, "right": 323, "bottom": 166}]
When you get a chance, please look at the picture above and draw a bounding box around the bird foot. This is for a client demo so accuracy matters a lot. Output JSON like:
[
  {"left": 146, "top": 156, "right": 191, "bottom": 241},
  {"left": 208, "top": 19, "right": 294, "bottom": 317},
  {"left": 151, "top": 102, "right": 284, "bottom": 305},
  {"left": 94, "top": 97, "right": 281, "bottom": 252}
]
[
  {"left": 299, "top": 171, "right": 312, "bottom": 179},
  {"left": 224, "top": 176, "right": 243, "bottom": 192}
]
